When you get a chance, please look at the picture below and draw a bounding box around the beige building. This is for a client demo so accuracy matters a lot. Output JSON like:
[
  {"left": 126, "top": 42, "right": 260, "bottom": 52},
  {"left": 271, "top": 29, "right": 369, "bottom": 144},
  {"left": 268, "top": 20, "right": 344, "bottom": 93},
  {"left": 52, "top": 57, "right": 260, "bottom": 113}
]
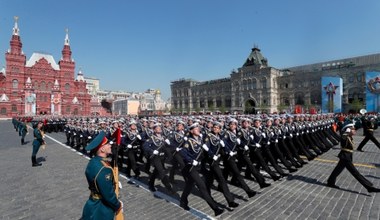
[
  {"left": 171, "top": 47, "right": 380, "bottom": 114},
  {"left": 112, "top": 99, "right": 140, "bottom": 115}
]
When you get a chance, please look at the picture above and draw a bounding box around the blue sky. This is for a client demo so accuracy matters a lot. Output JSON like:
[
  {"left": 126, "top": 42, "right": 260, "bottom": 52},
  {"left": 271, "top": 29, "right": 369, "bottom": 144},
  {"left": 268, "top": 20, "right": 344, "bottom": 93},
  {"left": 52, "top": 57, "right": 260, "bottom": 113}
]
[{"left": 1, "top": 0, "right": 380, "bottom": 100}]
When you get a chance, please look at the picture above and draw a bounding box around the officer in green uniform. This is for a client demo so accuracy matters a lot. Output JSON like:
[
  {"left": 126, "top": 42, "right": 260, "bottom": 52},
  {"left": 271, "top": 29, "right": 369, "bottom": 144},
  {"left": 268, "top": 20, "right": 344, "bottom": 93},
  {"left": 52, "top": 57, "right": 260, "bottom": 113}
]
[
  {"left": 326, "top": 123, "right": 380, "bottom": 193},
  {"left": 82, "top": 131, "right": 123, "bottom": 220},
  {"left": 31, "top": 121, "right": 44, "bottom": 167},
  {"left": 20, "top": 119, "right": 28, "bottom": 145}
]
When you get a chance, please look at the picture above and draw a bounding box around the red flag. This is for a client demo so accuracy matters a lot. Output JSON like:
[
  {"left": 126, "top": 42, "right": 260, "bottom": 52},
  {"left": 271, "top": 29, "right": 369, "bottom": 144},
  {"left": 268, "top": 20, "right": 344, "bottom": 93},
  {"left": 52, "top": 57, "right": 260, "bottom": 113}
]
[{"left": 111, "top": 128, "right": 121, "bottom": 145}]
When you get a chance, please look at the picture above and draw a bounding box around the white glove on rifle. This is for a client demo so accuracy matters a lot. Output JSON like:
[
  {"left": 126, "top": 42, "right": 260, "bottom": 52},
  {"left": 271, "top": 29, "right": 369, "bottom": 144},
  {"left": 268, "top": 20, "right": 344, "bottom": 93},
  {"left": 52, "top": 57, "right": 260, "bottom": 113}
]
[
  {"left": 165, "top": 139, "right": 171, "bottom": 145},
  {"left": 229, "top": 151, "right": 235, "bottom": 157},
  {"left": 136, "top": 134, "right": 142, "bottom": 140},
  {"left": 119, "top": 181, "right": 122, "bottom": 189},
  {"left": 88, "top": 136, "right": 92, "bottom": 139},
  {"left": 236, "top": 138, "right": 241, "bottom": 145},
  {"left": 262, "top": 133, "right": 266, "bottom": 138},
  {"left": 202, "top": 144, "right": 209, "bottom": 151},
  {"left": 220, "top": 140, "right": 225, "bottom": 147},
  {"left": 192, "top": 160, "right": 199, "bottom": 166},
  {"left": 244, "top": 145, "right": 249, "bottom": 151},
  {"left": 184, "top": 137, "right": 188, "bottom": 141},
  {"left": 213, "top": 155, "right": 219, "bottom": 161},
  {"left": 176, "top": 147, "right": 181, "bottom": 152},
  {"left": 256, "top": 143, "right": 261, "bottom": 148},
  {"left": 153, "top": 150, "right": 159, "bottom": 155},
  {"left": 249, "top": 135, "right": 254, "bottom": 140},
  {"left": 127, "top": 144, "right": 132, "bottom": 149}
]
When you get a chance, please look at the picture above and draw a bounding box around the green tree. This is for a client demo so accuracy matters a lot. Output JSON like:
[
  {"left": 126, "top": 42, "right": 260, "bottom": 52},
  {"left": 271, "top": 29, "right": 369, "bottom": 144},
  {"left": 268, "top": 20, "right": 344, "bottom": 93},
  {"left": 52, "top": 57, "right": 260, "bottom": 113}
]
[
  {"left": 208, "top": 103, "right": 215, "bottom": 113},
  {"left": 350, "top": 98, "right": 363, "bottom": 113}
]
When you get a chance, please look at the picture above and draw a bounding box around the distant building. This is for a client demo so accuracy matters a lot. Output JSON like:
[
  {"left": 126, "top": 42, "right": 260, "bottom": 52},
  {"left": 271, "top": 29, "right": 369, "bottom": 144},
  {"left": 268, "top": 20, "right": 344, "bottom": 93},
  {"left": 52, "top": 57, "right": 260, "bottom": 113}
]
[
  {"left": 0, "top": 17, "right": 91, "bottom": 117},
  {"left": 84, "top": 76, "right": 100, "bottom": 96},
  {"left": 171, "top": 46, "right": 380, "bottom": 114},
  {"left": 112, "top": 99, "right": 139, "bottom": 115}
]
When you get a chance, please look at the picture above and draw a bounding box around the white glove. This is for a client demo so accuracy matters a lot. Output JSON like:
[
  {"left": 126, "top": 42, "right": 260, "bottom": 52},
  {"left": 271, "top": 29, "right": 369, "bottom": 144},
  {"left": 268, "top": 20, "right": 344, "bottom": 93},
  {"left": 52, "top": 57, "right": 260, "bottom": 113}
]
[
  {"left": 192, "top": 160, "right": 199, "bottom": 166},
  {"left": 165, "top": 139, "right": 171, "bottom": 145},
  {"left": 176, "top": 147, "right": 181, "bottom": 152},
  {"left": 220, "top": 140, "right": 225, "bottom": 147},
  {"left": 80, "top": 135, "right": 83, "bottom": 138},
  {"left": 213, "top": 155, "right": 219, "bottom": 161},
  {"left": 270, "top": 132, "right": 274, "bottom": 136},
  {"left": 153, "top": 150, "right": 159, "bottom": 155},
  {"left": 256, "top": 143, "right": 261, "bottom": 148},
  {"left": 244, "top": 145, "right": 249, "bottom": 151},
  {"left": 290, "top": 134, "right": 293, "bottom": 137},
  {"left": 262, "top": 133, "right": 266, "bottom": 138},
  {"left": 184, "top": 137, "right": 188, "bottom": 141},
  {"left": 137, "top": 134, "right": 142, "bottom": 140},
  {"left": 202, "top": 144, "right": 209, "bottom": 151},
  {"left": 199, "top": 133, "right": 203, "bottom": 138},
  {"left": 236, "top": 138, "right": 241, "bottom": 145},
  {"left": 267, "top": 141, "right": 270, "bottom": 145},
  {"left": 119, "top": 181, "right": 122, "bottom": 189},
  {"left": 229, "top": 151, "right": 235, "bottom": 157},
  {"left": 127, "top": 144, "right": 132, "bottom": 149},
  {"left": 249, "top": 135, "right": 254, "bottom": 140},
  {"left": 88, "top": 136, "right": 92, "bottom": 139}
]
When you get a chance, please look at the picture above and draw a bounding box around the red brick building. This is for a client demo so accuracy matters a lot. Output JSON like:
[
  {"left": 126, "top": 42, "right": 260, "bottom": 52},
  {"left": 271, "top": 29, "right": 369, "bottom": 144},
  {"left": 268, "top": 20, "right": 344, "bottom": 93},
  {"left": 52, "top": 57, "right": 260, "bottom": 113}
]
[{"left": 0, "top": 17, "right": 91, "bottom": 117}]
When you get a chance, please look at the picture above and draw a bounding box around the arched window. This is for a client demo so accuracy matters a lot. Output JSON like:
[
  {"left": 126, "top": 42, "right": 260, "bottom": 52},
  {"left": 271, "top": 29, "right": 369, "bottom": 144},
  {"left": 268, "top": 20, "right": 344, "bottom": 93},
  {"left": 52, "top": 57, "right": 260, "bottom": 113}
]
[
  {"left": 11, "top": 104, "right": 17, "bottom": 112},
  {"left": 12, "top": 79, "right": 18, "bottom": 89},
  {"left": 261, "top": 78, "right": 267, "bottom": 89},
  {"left": 65, "top": 83, "right": 70, "bottom": 92},
  {"left": 0, "top": 107, "right": 6, "bottom": 115},
  {"left": 40, "top": 81, "right": 46, "bottom": 91},
  {"left": 47, "top": 82, "right": 53, "bottom": 91},
  {"left": 34, "top": 82, "right": 38, "bottom": 90}
]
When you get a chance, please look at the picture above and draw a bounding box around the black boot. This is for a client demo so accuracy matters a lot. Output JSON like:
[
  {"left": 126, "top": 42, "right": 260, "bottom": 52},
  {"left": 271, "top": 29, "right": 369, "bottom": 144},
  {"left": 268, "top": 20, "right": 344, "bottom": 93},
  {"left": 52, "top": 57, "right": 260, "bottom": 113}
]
[{"left": 32, "top": 156, "right": 42, "bottom": 167}]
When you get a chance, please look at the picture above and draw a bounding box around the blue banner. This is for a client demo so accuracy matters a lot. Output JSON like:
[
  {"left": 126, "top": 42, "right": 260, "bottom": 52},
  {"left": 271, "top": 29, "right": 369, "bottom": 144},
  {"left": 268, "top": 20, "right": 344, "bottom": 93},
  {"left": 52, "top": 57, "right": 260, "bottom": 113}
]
[
  {"left": 365, "top": 72, "right": 380, "bottom": 112},
  {"left": 321, "top": 77, "right": 343, "bottom": 113}
]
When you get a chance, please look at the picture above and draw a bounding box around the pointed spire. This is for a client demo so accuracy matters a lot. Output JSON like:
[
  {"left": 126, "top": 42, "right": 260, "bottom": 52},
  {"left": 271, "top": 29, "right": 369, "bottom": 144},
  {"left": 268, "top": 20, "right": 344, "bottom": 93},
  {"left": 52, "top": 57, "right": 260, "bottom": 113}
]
[
  {"left": 26, "top": 77, "right": 32, "bottom": 84},
  {"left": 54, "top": 79, "right": 59, "bottom": 86},
  {"left": 64, "top": 28, "right": 70, "bottom": 46},
  {"left": 76, "top": 68, "right": 85, "bottom": 81},
  {"left": 13, "top": 16, "right": 19, "bottom": 36},
  {"left": 61, "top": 28, "right": 72, "bottom": 62}
]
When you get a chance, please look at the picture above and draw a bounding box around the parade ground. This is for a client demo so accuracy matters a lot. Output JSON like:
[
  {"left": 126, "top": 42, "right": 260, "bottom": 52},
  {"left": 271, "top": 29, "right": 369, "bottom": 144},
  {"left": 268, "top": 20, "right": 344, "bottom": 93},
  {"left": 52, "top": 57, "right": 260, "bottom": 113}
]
[{"left": 0, "top": 119, "right": 379, "bottom": 220}]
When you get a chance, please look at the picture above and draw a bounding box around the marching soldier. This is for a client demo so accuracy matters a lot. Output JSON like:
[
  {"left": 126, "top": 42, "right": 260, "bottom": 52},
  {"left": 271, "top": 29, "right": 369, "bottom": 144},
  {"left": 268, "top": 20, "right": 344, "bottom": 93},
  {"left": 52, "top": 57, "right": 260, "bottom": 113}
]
[
  {"left": 31, "top": 121, "right": 45, "bottom": 167},
  {"left": 143, "top": 123, "right": 175, "bottom": 193},
  {"left": 204, "top": 121, "right": 240, "bottom": 208},
  {"left": 221, "top": 118, "right": 257, "bottom": 197},
  {"left": 357, "top": 115, "right": 380, "bottom": 152},
  {"left": 82, "top": 131, "right": 123, "bottom": 219},
  {"left": 326, "top": 124, "right": 380, "bottom": 193},
  {"left": 167, "top": 121, "right": 187, "bottom": 183},
  {"left": 122, "top": 120, "right": 142, "bottom": 178},
  {"left": 179, "top": 123, "right": 224, "bottom": 216}
]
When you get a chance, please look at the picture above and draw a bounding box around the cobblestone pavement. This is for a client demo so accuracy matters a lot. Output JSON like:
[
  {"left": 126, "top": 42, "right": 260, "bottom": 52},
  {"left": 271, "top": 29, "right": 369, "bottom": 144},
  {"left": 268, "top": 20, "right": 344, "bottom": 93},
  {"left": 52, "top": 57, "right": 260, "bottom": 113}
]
[{"left": 0, "top": 120, "right": 379, "bottom": 220}]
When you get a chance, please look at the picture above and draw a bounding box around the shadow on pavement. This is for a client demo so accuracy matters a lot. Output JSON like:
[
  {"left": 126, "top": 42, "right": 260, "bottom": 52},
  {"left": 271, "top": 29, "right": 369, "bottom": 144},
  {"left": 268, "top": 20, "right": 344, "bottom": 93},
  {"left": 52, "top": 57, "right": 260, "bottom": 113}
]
[{"left": 287, "top": 174, "right": 371, "bottom": 196}]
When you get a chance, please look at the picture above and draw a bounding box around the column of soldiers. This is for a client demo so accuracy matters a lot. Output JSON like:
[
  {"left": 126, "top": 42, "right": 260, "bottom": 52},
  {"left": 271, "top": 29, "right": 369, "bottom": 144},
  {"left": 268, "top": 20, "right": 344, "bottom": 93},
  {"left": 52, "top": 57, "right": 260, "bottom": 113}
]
[{"left": 60, "top": 113, "right": 342, "bottom": 216}]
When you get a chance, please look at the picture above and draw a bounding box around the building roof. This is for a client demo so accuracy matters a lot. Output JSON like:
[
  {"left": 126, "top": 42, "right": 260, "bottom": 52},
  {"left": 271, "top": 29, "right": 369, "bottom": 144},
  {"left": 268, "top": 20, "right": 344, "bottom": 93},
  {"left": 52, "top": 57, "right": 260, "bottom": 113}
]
[
  {"left": 243, "top": 47, "right": 268, "bottom": 67},
  {"left": 26, "top": 53, "right": 60, "bottom": 70}
]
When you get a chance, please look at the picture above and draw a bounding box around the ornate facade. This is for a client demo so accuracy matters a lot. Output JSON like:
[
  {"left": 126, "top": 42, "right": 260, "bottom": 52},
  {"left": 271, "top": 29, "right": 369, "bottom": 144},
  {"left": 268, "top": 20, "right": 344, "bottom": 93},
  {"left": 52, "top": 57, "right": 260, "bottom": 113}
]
[
  {"left": 0, "top": 17, "right": 91, "bottom": 117},
  {"left": 171, "top": 47, "right": 380, "bottom": 114}
]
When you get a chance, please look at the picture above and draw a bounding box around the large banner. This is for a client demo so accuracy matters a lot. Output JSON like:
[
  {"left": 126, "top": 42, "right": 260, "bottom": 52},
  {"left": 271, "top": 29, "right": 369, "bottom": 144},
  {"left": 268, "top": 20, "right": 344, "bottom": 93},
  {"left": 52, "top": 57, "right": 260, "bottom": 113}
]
[
  {"left": 365, "top": 72, "right": 380, "bottom": 112},
  {"left": 321, "top": 77, "right": 343, "bottom": 113}
]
